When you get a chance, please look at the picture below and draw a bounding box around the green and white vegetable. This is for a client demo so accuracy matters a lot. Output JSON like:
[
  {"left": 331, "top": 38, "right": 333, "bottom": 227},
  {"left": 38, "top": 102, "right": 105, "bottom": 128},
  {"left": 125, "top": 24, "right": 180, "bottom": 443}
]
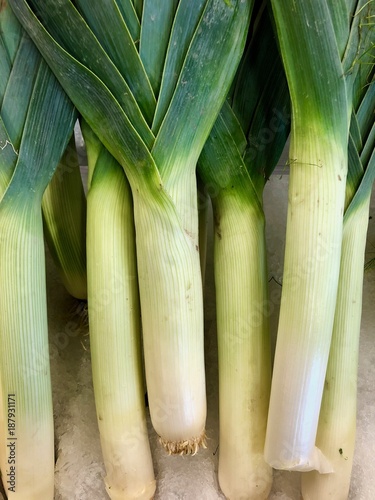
[
  {"left": 9, "top": 0, "right": 252, "bottom": 453},
  {"left": 302, "top": 44, "right": 375, "bottom": 498},
  {"left": 83, "top": 122, "right": 155, "bottom": 499},
  {"left": 198, "top": 6, "right": 290, "bottom": 498},
  {"left": 0, "top": 3, "right": 76, "bottom": 497},
  {"left": 265, "top": 0, "right": 374, "bottom": 473}
]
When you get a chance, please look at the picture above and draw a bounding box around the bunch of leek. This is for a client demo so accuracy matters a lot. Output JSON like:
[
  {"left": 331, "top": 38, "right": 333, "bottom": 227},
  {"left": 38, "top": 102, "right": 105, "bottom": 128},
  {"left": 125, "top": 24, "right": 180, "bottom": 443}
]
[
  {"left": 265, "top": 0, "right": 375, "bottom": 473},
  {"left": 9, "top": 0, "right": 253, "bottom": 473},
  {"left": 0, "top": 2, "right": 76, "bottom": 497},
  {"left": 197, "top": 4, "right": 290, "bottom": 498}
]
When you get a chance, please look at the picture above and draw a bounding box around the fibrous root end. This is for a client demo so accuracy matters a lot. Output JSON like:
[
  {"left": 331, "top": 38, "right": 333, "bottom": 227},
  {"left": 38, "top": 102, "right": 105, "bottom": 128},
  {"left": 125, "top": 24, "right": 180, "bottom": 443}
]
[{"left": 159, "top": 431, "right": 207, "bottom": 456}]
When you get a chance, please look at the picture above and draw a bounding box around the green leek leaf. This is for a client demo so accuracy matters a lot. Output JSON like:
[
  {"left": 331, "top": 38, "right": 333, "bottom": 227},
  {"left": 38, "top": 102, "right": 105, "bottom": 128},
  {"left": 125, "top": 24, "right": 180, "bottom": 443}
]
[
  {"left": 151, "top": 0, "right": 206, "bottom": 133},
  {"left": 0, "top": 33, "right": 40, "bottom": 149},
  {"left": 139, "top": 0, "right": 179, "bottom": 96},
  {"left": 75, "top": 0, "right": 156, "bottom": 124},
  {"left": 28, "top": 0, "right": 153, "bottom": 144},
  {"left": 115, "top": 0, "right": 140, "bottom": 41}
]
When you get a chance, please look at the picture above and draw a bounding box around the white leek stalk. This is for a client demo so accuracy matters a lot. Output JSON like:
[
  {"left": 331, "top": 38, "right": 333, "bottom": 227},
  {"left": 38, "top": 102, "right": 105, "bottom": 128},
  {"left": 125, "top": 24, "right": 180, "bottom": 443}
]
[
  {"left": 133, "top": 185, "right": 206, "bottom": 453},
  {"left": 86, "top": 142, "right": 155, "bottom": 499},
  {"left": 265, "top": 0, "right": 354, "bottom": 471},
  {"left": 214, "top": 191, "right": 272, "bottom": 499},
  {"left": 301, "top": 194, "right": 371, "bottom": 499},
  {"left": 0, "top": 200, "right": 54, "bottom": 499},
  {"left": 197, "top": 6, "right": 290, "bottom": 493},
  {"left": 0, "top": 4, "right": 75, "bottom": 495},
  {"left": 301, "top": 51, "right": 375, "bottom": 497},
  {"left": 265, "top": 133, "right": 347, "bottom": 472},
  {"left": 0, "top": 124, "right": 15, "bottom": 489}
]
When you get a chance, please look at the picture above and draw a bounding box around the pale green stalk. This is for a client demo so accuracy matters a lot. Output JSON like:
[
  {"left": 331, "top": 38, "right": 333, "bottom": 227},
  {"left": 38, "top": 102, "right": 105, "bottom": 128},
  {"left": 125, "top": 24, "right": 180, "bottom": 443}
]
[
  {"left": 197, "top": 5, "right": 290, "bottom": 495},
  {"left": 133, "top": 186, "right": 206, "bottom": 452},
  {"left": 42, "top": 137, "right": 87, "bottom": 300},
  {"left": 301, "top": 196, "right": 370, "bottom": 499},
  {"left": 264, "top": 0, "right": 370, "bottom": 472},
  {"left": 86, "top": 137, "right": 155, "bottom": 499},
  {"left": 0, "top": 4, "right": 75, "bottom": 496},
  {"left": 0, "top": 198, "right": 54, "bottom": 499},
  {"left": 266, "top": 1, "right": 374, "bottom": 473},
  {"left": 213, "top": 190, "right": 272, "bottom": 499},
  {"left": 265, "top": 132, "right": 347, "bottom": 472},
  {"left": 0, "top": 122, "right": 15, "bottom": 488},
  {"left": 301, "top": 54, "right": 375, "bottom": 497}
]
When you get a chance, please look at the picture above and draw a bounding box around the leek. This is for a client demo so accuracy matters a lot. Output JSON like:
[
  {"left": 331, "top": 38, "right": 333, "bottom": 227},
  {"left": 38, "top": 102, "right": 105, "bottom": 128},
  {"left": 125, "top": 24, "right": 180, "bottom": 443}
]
[
  {"left": 198, "top": 6, "right": 290, "bottom": 498},
  {"left": 42, "top": 136, "right": 87, "bottom": 300},
  {"left": 0, "top": 3, "right": 76, "bottom": 497},
  {"left": 83, "top": 122, "right": 155, "bottom": 499},
  {"left": 10, "top": 0, "right": 252, "bottom": 453},
  {"left": 301, "top": 44, "right": 375, "bottom": 499},
  {"left": 265, "top": 0, "right": 374, "bottom": 472}
]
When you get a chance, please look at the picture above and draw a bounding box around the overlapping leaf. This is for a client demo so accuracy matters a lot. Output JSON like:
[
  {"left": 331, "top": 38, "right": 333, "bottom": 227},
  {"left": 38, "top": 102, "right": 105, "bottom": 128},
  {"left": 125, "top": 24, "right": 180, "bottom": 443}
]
[
  {"left": 9, "top": 0, "right": 252, "bottom": 209},
  {"left": 198, "top": 6, "right": 290, "bottom": 204},
  {"left": 0, "top": 3, "right": 76, "bottom": 204}
]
